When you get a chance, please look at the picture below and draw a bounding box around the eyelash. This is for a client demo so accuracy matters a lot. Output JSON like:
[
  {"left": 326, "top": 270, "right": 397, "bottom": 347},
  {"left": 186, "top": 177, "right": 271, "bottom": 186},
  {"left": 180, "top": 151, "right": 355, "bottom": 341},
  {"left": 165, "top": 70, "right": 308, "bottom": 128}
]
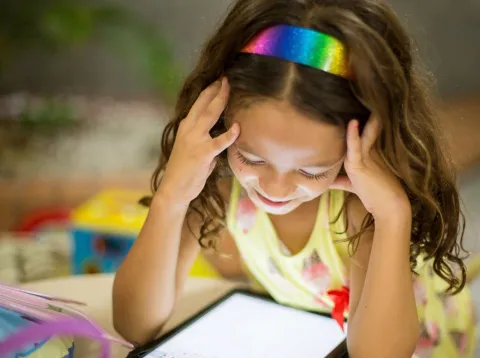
[
  {"left": 234, "top": 151, "right": 330, "bottom": 181},
  {"left": 300, "top": 170, "right": 330, "bottom": 181},
  {"left": 235, "top": 151, "right": 263, "bottom": 166}
]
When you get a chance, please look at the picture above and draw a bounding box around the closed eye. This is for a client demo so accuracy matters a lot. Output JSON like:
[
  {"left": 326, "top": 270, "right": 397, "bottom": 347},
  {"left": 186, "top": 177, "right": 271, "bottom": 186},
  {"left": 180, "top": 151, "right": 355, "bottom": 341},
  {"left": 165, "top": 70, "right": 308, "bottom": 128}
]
[
  {"left": 235, "top": 151, "right": 265, "bottom": 166},
  {"left": 299, "top": 170, "right": 331, "bottom": 181},
  {"left": 236, "top": 150, "right": 331, "bottom": 181}
]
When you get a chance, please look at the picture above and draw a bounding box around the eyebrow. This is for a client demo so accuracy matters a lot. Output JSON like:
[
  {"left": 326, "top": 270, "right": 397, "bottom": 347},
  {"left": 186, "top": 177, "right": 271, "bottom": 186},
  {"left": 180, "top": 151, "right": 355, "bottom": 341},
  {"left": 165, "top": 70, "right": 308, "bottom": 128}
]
[{"left": 236, "top": 143, "right": 344, "bottom": 169}]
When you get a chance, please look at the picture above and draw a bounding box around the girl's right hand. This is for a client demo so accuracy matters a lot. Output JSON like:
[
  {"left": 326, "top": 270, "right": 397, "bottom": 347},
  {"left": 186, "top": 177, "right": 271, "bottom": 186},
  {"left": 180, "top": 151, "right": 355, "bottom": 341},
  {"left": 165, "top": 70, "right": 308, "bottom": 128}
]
[{"left": 158, "top": 78, "right": 240, "bottom": 208}]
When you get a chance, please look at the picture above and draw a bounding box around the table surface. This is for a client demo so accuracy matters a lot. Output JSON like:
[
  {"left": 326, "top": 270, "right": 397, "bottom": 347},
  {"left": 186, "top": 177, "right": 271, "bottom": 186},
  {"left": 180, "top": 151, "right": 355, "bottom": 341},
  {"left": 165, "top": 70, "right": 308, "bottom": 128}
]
[
  {"left": 21, "top": 274, "right": 421, "bottom": 358},
  {"left": 22, "top": 274, "right": 239, "bottom": 358}
]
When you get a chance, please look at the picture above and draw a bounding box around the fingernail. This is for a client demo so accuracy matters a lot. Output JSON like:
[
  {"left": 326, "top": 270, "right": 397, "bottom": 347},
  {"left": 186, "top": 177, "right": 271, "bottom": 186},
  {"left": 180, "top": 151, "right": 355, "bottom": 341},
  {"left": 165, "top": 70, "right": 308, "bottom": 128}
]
[{"left": 222, "top": 77, "right": 229, "bottom": 89}]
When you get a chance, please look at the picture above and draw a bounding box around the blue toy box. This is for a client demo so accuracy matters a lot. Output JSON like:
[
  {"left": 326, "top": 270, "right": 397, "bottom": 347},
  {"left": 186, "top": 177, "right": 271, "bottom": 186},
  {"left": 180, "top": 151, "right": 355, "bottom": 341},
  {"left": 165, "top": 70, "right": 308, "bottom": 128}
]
[
  {"left": 70, "top": 189, "right": 220, "bottom": 277},
  {"left": 71, "top": 189, "right": 148, "bottom": 275}
]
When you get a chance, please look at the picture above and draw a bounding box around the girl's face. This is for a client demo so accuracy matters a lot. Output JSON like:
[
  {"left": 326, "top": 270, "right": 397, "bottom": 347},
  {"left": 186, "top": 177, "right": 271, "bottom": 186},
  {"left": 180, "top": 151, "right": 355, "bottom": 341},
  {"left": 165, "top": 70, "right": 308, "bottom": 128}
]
[{"left": 227, "top": 100, "right": 346, "bottom": 215}]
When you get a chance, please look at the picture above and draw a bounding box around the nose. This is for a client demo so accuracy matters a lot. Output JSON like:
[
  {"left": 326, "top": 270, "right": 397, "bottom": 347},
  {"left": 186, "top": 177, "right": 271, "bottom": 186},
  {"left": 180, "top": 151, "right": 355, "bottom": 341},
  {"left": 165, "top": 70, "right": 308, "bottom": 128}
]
[{"left": 258, "top": 172, "right": 295, "bottom": 200}]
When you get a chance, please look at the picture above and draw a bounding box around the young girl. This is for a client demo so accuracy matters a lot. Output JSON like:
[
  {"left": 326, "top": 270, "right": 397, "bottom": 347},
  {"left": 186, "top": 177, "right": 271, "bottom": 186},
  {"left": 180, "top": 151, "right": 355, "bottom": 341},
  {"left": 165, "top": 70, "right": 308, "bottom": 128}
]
[{"left": 113, "top": 0, "right": 475, "bottom": 357}]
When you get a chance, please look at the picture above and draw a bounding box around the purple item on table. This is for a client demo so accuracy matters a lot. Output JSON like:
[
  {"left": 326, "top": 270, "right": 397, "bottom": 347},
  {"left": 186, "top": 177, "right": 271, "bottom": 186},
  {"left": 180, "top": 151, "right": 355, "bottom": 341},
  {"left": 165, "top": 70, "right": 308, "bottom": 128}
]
[{"left": 0, "top": 283, "right": 133, "bottom": 357}]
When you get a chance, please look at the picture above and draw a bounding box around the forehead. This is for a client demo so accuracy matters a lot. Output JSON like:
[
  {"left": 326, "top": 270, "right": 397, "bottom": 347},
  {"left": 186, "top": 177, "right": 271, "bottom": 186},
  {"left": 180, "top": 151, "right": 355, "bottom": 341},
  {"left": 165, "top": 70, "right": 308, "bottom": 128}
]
[{"left": 231, "top": 100, "right": 345, "bottom": 164}]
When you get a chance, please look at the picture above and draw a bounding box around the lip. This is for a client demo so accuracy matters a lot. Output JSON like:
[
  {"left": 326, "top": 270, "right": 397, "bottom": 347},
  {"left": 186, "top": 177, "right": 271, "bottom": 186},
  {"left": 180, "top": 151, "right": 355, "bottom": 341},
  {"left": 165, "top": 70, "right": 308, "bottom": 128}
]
[{"left": 255, "top": 191, "right": 291, "bottom": 208}]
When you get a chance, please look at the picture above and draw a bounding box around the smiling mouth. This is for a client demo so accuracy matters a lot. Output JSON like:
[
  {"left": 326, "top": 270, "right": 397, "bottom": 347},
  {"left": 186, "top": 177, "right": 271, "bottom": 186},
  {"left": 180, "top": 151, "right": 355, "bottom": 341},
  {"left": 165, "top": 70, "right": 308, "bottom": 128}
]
[{"left": 255, "top": 191, "right": 292, "bottom": 207}]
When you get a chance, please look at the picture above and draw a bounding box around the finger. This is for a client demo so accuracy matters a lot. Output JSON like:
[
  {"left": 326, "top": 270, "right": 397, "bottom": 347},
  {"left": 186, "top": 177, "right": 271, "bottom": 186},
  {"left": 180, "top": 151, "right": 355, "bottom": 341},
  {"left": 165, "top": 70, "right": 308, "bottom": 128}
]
[
  {"left": 361, "top": 115, "right": 382, "bottom": 154},
  {"left": 346, "top": 120, "right": 362, "bottom": 164},
  {"left": 329, "top": 175, "right": 355, "bottom": 193},
  {"left": 211, "top": 122, "right": 240, "bottom": 156},
  {"left": 207, "top": 158, "right": 218, "bottom": 177},
  {"left": 197, "top": 77, "right": 230, "bottom": 131},
  {"left": 184, "top": 80, "right": 222, "bottom": 126}
]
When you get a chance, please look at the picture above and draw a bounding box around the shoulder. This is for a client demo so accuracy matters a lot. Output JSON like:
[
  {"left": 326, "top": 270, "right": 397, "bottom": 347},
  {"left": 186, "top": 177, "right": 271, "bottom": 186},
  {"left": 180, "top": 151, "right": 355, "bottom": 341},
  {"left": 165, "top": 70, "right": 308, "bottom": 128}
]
[
  {"left": 345, "top": 194, "right": 370, "bottom": 235},
  {"left": 344, "top": 193, "right": 374, "bottom": 267},
  {"left": 206, "top": 177, "right": 246, "bottom": 279}
]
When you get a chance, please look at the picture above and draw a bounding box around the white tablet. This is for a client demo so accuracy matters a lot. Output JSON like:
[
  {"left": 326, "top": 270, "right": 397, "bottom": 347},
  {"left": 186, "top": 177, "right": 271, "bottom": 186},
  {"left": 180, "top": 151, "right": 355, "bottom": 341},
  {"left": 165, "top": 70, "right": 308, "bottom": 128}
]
[{"left": 129, "top": 289, "right": 348, "bottom": 358}]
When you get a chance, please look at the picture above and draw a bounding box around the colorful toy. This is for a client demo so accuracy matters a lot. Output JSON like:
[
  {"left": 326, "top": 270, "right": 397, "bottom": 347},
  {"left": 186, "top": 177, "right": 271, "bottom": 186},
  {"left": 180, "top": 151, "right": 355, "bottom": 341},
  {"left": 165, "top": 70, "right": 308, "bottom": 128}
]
[
  {"left": 70, "top": 189, "right": 219, "bottom": 277},
  {"left": 15, "top": 208, "right": 71, "bottom": 235}
]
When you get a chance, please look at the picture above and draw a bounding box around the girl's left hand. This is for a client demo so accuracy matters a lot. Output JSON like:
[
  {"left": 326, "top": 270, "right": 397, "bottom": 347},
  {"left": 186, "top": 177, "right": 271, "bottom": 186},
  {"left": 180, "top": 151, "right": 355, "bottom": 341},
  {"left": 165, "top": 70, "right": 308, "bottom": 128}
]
[{"left": 330, "top": 116, "right": 411, "bottom": 221}]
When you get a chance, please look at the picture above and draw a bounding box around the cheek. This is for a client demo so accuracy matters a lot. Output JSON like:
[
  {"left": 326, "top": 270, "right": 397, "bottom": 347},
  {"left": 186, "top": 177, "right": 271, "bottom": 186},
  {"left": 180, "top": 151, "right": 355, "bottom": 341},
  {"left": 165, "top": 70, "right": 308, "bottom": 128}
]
[{"left": 298, "top": 181, "right": 329, "bottom": 198}]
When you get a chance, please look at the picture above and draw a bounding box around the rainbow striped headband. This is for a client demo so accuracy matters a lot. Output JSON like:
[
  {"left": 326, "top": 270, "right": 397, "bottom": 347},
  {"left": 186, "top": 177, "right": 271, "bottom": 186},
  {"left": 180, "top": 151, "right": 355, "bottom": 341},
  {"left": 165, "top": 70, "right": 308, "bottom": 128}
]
[{"left": 241, "top": 24, "right": 352, "bottom": 79}]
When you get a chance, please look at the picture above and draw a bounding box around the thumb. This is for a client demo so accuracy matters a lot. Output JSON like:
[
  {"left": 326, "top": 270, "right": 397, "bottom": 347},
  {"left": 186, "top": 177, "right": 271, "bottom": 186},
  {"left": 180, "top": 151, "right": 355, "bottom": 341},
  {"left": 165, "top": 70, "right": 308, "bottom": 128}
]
[
  {"left": 330, "top": 175, "right": 355, "bottom": 193},
  {"left": 212, "top": 123, "right": 240, "bottom": 155}
]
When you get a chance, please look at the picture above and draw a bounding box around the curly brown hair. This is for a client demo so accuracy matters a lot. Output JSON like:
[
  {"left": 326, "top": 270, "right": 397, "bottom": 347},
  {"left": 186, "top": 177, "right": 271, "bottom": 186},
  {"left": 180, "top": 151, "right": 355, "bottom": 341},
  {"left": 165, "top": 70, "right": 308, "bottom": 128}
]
[{"left": 144, "top": 0, "right": 467, "bottom": 293}]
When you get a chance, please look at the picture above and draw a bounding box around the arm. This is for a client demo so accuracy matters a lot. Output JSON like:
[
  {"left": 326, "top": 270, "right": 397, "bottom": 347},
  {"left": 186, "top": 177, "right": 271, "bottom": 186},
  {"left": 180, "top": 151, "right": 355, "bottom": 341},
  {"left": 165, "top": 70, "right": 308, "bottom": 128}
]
[
  {"left": 439, "top": 96, "right": 480, "bottom": 171},
  {"left": 330, "top": 116, "right": 421, "bottom": 356},
  {"left": 346, "top": 197, "right": 419, "bottom": 358},
  {"left": 112, "top": 178, "right": 239, "bottom": 345},
  {"left": 112, "top": 192, "right": 201, "bottom": 345},
  {"left": 113, "top": 78, "right": 239, "bottom": 345}
]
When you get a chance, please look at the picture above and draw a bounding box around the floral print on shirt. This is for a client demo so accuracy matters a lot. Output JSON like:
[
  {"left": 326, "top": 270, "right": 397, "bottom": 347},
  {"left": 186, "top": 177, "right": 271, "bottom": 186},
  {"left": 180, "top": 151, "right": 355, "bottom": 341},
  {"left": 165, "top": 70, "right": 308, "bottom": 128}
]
[
  {"left": 236, "top": 195, "right": 257, "bottom": 234},
  {"left": 302, "top": 250, "right": 331, "bottom": 294},
  {"left": 450, "top": 331, "right": 468, "bottom": 355},
  {"left": 413, "top": 279, "right": 428, "bottom": 306},
  {"left": 416, "top": 321, "right": 440, "bottom": 358}
]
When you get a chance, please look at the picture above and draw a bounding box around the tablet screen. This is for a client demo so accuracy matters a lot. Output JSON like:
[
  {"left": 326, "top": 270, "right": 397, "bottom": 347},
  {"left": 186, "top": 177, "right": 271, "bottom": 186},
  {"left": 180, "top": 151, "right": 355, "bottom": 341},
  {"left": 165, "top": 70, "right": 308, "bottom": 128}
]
[{"left": 145, "top": 292, "right": 346, "bottom": 358}]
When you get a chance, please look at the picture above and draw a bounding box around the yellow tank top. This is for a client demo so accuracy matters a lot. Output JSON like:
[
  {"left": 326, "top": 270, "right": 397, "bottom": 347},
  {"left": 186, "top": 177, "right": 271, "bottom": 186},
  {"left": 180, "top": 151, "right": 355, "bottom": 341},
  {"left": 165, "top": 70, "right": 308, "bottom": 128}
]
[
  {"left": 225, "top": 178, "right": 476, "bottom": 357},
  {"left": 227, "top": 178, "right": 350, "bottom": 315}
]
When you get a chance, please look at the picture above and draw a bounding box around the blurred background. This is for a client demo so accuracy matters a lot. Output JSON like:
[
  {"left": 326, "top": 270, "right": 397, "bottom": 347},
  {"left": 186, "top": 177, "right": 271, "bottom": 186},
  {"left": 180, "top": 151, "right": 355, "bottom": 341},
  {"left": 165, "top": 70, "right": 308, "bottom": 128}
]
[{"left": 0, "top": 1, "right": 479, "bottom": 284}]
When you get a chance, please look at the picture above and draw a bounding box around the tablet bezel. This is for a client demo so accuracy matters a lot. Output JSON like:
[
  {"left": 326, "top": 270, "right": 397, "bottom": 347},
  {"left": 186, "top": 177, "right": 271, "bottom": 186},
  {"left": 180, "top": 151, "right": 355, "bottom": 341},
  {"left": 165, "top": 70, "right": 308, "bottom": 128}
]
[{"left": 127, "top": 288, "right": 348, "bottom": 358}]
